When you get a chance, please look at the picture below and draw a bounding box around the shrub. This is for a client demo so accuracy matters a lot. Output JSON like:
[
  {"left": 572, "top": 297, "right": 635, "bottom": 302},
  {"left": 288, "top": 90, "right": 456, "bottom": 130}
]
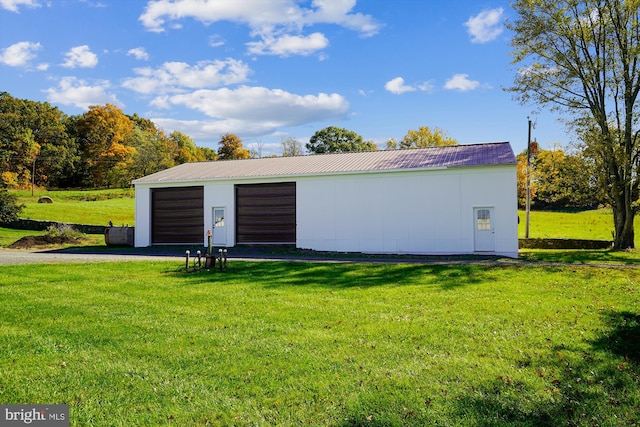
[
  {"left": 45, "top": 223, "right": 84, "bottom": 240},
  {"left": 0, "top": 190, "right": 24, "bottom": 223}
]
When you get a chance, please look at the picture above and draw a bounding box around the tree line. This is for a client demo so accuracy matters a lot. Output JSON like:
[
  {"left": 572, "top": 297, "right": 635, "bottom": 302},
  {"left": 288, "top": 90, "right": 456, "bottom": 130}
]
[
  {"left": 516, "top": 143, "right": 604, "bottom": 210},
  {"left": 0, "top": 92, "right": 219, "bottom": 189}
]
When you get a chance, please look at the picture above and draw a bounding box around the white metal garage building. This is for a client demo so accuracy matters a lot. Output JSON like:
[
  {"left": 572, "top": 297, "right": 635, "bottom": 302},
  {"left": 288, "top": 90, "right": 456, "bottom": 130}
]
[{"left": 133, "top": 142, "right": 518, "bottom": 257}]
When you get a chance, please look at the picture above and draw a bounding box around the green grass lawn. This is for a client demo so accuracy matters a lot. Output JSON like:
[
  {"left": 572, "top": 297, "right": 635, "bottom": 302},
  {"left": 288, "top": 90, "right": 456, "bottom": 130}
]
[
  {"left": 518, "top": 208, "right": 615, "bottom": 241},
  {"left": 13, "top": 188, "right": 134, "bottom": 226},
  {"left": 515, "top": 208, "right": 640, "bottom": 260},
  {"left": 0, "top": 261, "right": 638, "bottom": 426}
]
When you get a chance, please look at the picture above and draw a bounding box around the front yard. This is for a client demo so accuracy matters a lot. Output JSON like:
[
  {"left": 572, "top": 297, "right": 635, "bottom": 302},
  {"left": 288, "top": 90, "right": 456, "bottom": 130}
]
[{"left": 0, "top": 261, "right": 638, "bottom": 425}]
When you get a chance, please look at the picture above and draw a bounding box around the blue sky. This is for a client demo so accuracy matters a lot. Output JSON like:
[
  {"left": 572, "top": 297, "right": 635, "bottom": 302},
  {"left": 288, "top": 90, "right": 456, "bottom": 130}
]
[{"left": 1, "top": 0, "right": 571, "bottom": 156}]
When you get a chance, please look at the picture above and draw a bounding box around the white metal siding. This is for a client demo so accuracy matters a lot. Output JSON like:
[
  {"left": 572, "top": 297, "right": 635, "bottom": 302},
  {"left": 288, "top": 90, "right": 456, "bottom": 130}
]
[
  {"left": 296, "top": 166, "right": 517, "bottom": 256},
  {"left": 135, "top": 165, "right": 517, "bottom": 257}
]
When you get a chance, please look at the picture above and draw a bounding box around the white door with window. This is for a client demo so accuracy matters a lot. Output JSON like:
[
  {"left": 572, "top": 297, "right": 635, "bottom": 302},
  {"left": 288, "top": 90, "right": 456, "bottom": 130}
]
[
  {"left": 212, "top": 207, "right": 227, "bottom": 245},
  {"left": 474, "top": 207, "right": 495, "bottom": 252}
]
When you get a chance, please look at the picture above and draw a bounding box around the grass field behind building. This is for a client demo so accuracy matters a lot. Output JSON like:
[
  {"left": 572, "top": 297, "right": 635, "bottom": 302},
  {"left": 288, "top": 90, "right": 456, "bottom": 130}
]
[{"left": 12, "top": 189, "right": 134, "bottom": 227}]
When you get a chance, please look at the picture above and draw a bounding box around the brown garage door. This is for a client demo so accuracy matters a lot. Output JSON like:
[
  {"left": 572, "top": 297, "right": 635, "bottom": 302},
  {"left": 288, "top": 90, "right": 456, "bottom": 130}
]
[
  {"left": 152, "top": 186, "right": 204, "bottom": 244},
  {"left": 236, "top": 182, "right": 296, "bottom": 243}
]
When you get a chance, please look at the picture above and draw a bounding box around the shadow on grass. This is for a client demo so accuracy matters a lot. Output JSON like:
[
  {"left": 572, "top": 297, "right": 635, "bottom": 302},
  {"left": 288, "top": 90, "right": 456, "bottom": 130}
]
[
  {"left": 37, "top": 243, "right": 504, "bottom": 291},
  {"left": 175, "top": 260, "right": 498, "bottom": 291},
  {"left": 449, "top": 310, "right": 640, "bottom": 425},
  {"left": 592, "top": 311, "right": 640, "bottom": 364},
  {"left": 519, "top": 249, "right": 640, "bottom": 264}
]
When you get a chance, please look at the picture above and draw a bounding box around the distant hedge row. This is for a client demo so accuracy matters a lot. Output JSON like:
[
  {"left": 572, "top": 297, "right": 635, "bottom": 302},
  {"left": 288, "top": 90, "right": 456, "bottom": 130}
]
[
  {"left": 2, "top": 219, "right": 106, "bottom": 235},
  {"left": 519, "top": 238, "right": 612, "bottom": 249}
]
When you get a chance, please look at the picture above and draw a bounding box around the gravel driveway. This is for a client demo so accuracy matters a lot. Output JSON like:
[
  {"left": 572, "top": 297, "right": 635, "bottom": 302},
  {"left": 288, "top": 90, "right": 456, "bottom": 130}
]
[{"left": 0, "top": 249, "right": 182, "bottom": 265}]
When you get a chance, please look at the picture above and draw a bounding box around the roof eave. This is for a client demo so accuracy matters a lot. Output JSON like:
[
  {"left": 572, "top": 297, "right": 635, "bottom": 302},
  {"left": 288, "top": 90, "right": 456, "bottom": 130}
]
[{"left": 132, "top": 162, "right": 514, "bottom": 186}]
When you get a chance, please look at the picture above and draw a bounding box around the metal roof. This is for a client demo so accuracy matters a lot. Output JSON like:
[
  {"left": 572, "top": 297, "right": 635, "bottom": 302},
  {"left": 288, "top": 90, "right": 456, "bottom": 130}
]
[{"left": 133, "top": 142, "right": 515, "bottom": 184}]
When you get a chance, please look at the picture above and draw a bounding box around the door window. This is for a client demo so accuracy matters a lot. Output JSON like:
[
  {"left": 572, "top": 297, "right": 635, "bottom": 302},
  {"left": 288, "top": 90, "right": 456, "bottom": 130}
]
[
  {"left": 214, "top": 209, "right": 225, "bottom": 227},
  {"left": 476, "top": 209, "right": 491, "bottom": 230}
]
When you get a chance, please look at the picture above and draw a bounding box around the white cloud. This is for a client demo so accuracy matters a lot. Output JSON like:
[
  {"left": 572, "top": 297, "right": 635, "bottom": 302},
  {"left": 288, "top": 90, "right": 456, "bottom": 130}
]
[
  {"left": 62, "top": 45, "right": 98, "bottom": 68},
  {"left": 127, "top": 47, "right": 149, "bottom": 60},
  {"left": 0, "top": 0, "right": 40, "bottom": 12},
  {"left": 247, "top": 32, "right": 329, "bottom": 56},
  {"left": 0, "top": 41, "right": 41, "bottom": 67},
  {"left": 385, "top": 77, "right": 414, "bottom": 94},
  {"left": 303, "top": 0, "right": 380, "bottom": 37},
  {"left": 385, "top": 77, "right": 433, "bottom": 95},
  {"left": 464, "top": 8, "right": 504, "bottom": 43},
  {"left": 139, "top": 0, "right": 380, "bottom": 56},
  {"left": 79, "top": 0, "right": 107, "bottom": 8},
  {"left": 122, "top": 58, "right": 251, "bottom": 94},
  {"left": 139, "top": 0, "right": 380, "bottom": 34},
  {"left": 45, "top": 76, "right": 121, "bottom": 109},
  {"left": 152, "top": 86, "right": 350, "bottom": 137},
  {"left": 139, "top": 0, "right": 288, "bottom": 32},
  {"left": 208, "top": 34, "right": 225, "bottom": 48},
  {"left": 149, "top": 95, "right": 171, "bottom": 109},
  {"left": 169, "top": 86, "right": 348, "bottom": 121},
  {"left": 444, "top": 74, "right": 480, "bottom": 91},
  {"left": 417, "top": 82, "right": 435, "bottom": 92},
  {"left": 152, "top": 117, "right": 283, "bottom": 140}
]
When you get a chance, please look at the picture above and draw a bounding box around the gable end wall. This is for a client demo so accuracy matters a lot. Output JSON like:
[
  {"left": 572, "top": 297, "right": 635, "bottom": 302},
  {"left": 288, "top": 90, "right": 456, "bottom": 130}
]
[{"left": 295, "top": 165, "right": 517, "bottom": 256}]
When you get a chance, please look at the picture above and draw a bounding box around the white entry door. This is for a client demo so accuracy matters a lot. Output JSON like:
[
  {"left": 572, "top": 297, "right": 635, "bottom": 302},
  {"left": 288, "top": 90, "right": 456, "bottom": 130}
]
[
  {"left": 212, "top": 207, "right": 227, "bottom": 245},
  {"left": 474, "top": 207, "right": 495, "bottom": 252}
]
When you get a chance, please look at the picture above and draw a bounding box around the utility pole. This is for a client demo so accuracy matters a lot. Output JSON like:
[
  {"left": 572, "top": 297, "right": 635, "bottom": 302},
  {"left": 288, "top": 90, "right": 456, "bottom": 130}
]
[{"left": 525, "top": 118, "right": 532, "bottom": 239}]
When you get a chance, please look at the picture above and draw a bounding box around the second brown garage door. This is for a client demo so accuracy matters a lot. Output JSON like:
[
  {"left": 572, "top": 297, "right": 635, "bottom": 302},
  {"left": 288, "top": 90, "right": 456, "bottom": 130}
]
[{"left": 235, "top": 182, "right": 296, "bottom": 244}]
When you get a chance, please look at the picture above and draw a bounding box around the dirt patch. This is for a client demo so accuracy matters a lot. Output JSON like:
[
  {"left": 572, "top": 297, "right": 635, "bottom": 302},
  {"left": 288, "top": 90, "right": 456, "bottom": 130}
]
[{"left": 8, "top": 235, "right": 84, "bottom": 249}]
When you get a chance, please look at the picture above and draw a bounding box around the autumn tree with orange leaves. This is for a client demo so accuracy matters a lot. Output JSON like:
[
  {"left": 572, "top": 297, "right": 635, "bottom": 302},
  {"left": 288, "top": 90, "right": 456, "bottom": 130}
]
[
  {"left": 217, "top": 133, "right": 250, "bottom": 160},
  {"left": 76, "top": 104, "right": 136, "bottom": 187}
]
